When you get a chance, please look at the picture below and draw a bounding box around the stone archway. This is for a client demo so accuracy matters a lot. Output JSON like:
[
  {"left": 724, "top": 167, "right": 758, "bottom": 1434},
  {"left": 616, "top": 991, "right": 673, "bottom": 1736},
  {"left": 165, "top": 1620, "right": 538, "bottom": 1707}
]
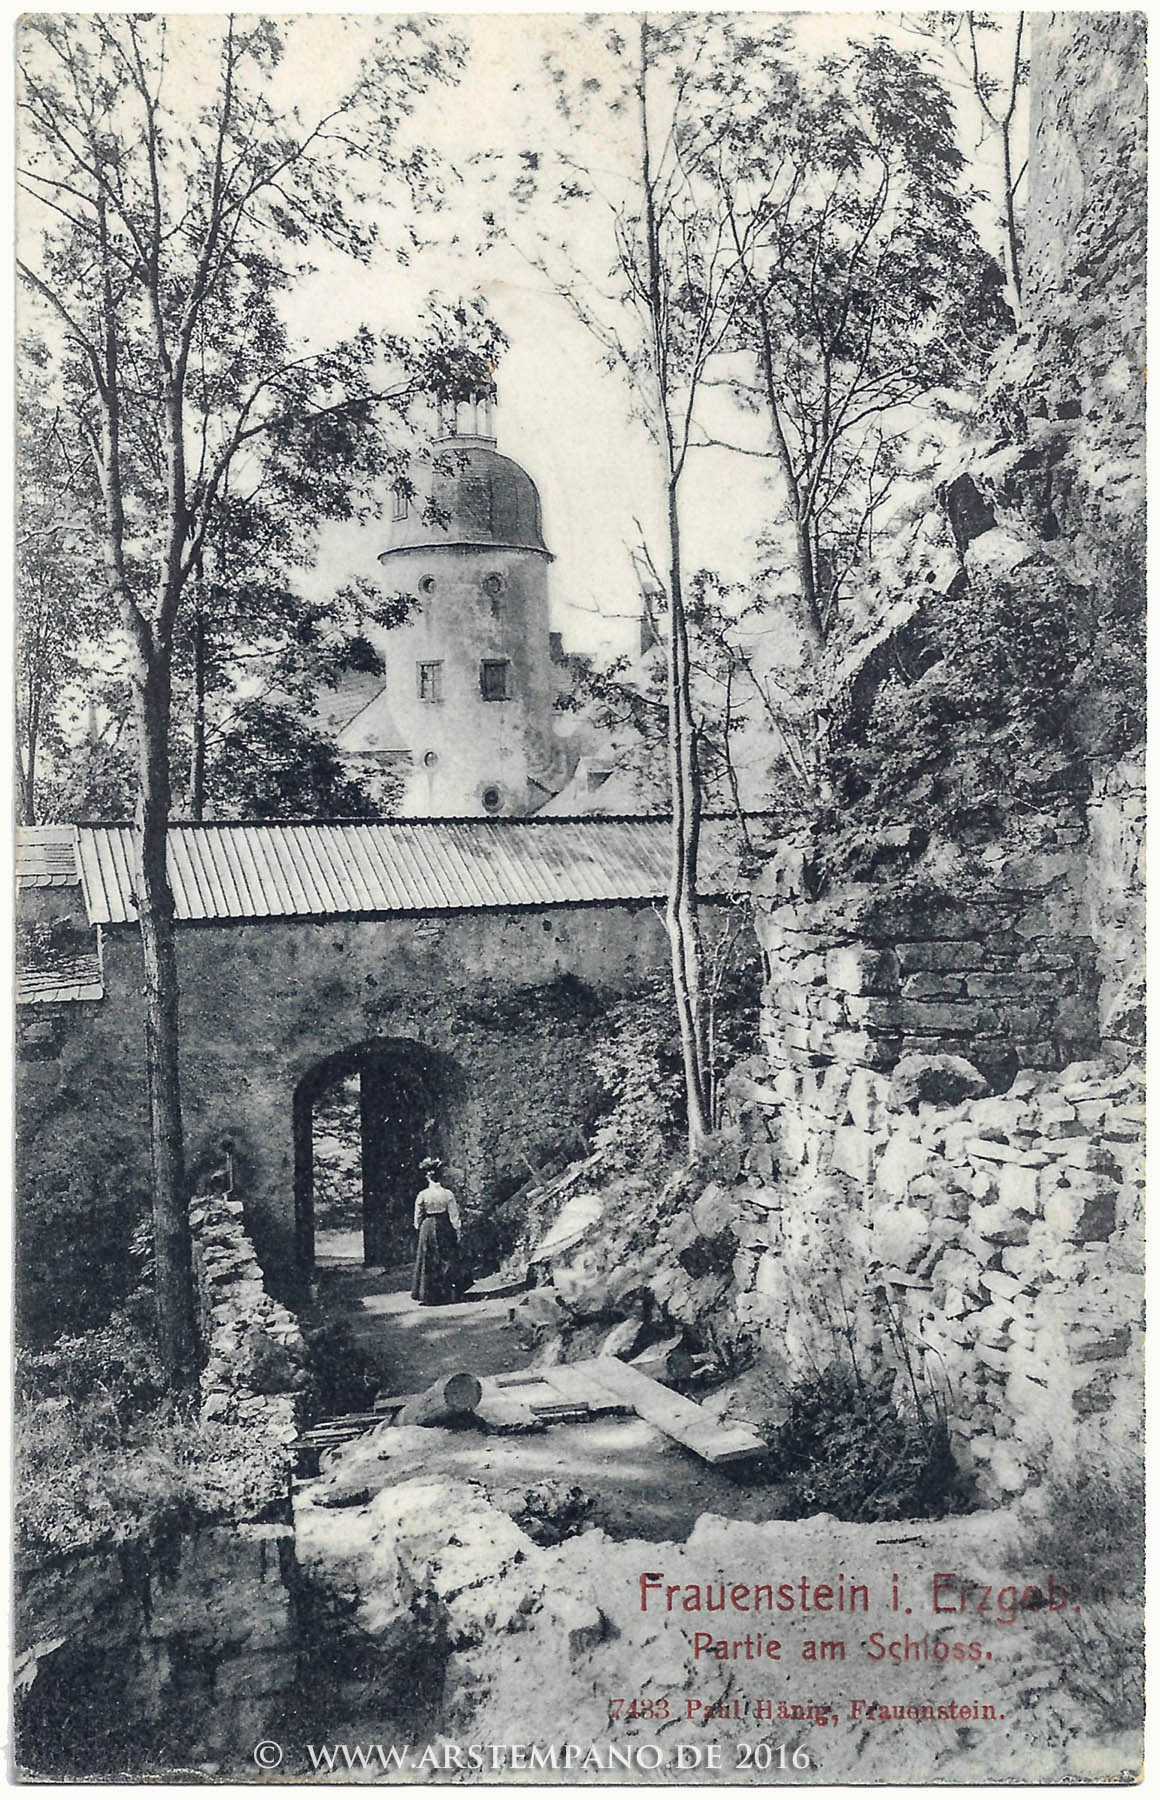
[{"left": 293, "top": 1038, "right": 467, "bottom": 1273}]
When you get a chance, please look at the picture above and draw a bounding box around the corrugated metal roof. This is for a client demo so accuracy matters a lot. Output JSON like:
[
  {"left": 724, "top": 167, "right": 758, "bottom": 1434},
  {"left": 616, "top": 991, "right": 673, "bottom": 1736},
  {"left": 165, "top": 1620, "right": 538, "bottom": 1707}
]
[
  {"left": 69, "top": 816, "right": 763, "bottom": 926},
  {"left": 16, "top": 824, "right": 80, "bottom": 888}
]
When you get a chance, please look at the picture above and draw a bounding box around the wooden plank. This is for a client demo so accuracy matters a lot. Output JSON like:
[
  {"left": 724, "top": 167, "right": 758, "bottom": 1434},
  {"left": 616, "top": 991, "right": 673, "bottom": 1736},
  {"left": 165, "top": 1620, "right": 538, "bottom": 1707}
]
[
  {"left": 465, "top": 1267, "right": 529, "bottom": 1301},
  {"left": 586, "top": 1357, "right": 768, "bottom": 1466},
  {"left": 542, "top": 1361, "right": 634, "bottom": 1417}
]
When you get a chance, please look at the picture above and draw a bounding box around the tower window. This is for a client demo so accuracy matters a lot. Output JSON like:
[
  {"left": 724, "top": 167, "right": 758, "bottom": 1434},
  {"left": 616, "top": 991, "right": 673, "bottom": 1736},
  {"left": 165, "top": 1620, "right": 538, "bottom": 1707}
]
[
  {"left": 480, "top": 659, "right": 511, "bottom": 702},
  {"left": 417, "top": 661, "right": 443, "bottom": 703},
  {"left": 483, "top": 572, "right": 505, "bottom": 617},
  {"left": 418, "top": 575, "right": 436, "bottom": 596},
  {"left": 392, "top": 486, "right": 410, "bottom": 521},
  {"left": 481, "top": 784, "right": 502, "bottom": 813}
]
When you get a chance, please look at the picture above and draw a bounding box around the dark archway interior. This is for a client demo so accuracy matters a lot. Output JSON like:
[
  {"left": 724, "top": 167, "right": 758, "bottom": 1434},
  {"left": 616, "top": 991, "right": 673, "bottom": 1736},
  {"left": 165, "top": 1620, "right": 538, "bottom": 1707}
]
[{"left": 294, "top": 1039, "right": 466, "bottom": 1273}]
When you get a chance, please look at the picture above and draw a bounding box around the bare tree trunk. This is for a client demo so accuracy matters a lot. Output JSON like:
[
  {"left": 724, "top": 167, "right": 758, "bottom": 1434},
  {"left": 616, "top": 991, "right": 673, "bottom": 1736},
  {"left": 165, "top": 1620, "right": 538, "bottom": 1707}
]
[
  {"left": 1001, "top": 118, "right": 1022, "bottom": 309},
  {"left": 19, "top": 693, "right": 39, "bottom": 825},
  {"left": 188, "top": 602, "right": 206, "bottom": 821},
  {"left": 638, "top": 19, "right": 710, "bottom": 1153},
  {"left": 756, "top": 301, "right": 824, "bottom": 655},
  {"left": 92, "top": 186, "right": 197, "bottom": 1387},
  {"left": 133, "top": 636, "right": 198, "bottom": 1386},
  {"left": 664, "top": 479, "right": 711, "bottom": 1150}
]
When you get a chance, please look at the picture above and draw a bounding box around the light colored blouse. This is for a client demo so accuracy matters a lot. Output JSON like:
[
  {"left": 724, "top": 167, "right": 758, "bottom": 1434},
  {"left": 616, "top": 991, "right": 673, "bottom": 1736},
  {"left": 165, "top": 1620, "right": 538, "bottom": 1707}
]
[{"left": 414, "top": 1179, "right": 461, "bottom": 1233}]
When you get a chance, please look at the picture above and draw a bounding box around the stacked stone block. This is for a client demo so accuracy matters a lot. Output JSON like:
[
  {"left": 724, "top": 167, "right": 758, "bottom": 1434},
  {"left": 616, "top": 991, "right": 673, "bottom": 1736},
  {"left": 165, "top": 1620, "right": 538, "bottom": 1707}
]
[
  {"left": 1085, "top": 746, "right": 1146, "bottom": 1049},
  {"left": 753, "top": 831, "right": 1100, "bottom": 1080},
  {"left": 190, "top": 1187, "right": 309, "bottom": 1450},
  {"left": 723, "top": 1047, "right": 1142, "bottom": 1503}
]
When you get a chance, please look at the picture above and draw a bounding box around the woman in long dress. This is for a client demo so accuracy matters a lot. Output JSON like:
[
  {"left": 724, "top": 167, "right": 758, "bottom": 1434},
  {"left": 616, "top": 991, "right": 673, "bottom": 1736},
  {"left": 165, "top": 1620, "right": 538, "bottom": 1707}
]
[{"left": 410, "top": 1157, "right": 462, "bottom": 1305}]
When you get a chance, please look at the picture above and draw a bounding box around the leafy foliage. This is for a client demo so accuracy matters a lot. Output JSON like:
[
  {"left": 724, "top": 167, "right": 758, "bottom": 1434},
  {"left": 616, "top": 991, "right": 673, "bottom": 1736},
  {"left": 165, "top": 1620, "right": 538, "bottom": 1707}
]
[
  {"left": 15, "top": 1304, "right": 287, "bottom": 1560},
  {"left": 202, "top": 698, "right": 403, "bottom": 820},
  {"left": 591, "top": 926, "right": 761, "bottom": 1166},
  {"left": 15, "top": 349, "right": 109, "bottom": 823},
  {"left": 15, "top": 1074, "right": 153, "bottom": 1347},
  {"left": 805, "top": 550, "right": 1103, "bottom": 880},
  {"left": 16, "top": 15, "right": 505, "bottom": 827},
  {"left": 771, "top": 1363, "right": 957, "bottom": 1522}
]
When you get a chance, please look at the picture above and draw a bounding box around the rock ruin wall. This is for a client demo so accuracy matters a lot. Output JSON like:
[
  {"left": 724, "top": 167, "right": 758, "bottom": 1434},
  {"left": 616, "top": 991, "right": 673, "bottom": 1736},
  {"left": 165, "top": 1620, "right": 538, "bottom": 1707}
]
[{"left": 720, "top": 10, "right": 1146, "bottom": 1501}]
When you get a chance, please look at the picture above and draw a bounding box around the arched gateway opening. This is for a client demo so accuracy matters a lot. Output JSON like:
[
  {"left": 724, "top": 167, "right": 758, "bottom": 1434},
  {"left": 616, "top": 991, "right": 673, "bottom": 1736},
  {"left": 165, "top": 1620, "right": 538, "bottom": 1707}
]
[{"left": 293, "top": 1039, "right": 466, "bottom": 1274}]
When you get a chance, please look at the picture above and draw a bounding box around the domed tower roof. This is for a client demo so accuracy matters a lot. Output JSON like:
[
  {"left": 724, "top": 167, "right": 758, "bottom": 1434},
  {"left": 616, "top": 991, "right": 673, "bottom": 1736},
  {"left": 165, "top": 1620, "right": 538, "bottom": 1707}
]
[{"left": 382, "top": 398, "right": 551, "bottom": 560}]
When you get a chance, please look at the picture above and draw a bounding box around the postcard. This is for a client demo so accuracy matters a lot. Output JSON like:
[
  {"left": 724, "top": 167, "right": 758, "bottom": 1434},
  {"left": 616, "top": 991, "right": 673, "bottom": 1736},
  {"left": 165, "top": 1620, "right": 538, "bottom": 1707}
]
[{"left": 12, "top": 8, "right": 1144, "bottom": 1785}]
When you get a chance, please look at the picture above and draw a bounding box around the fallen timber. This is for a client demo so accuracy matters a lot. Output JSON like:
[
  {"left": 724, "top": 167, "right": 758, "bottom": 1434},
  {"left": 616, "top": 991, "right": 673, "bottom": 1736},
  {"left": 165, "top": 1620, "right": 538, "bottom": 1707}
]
[{"left": 295, "top": 1355, "right": 766, "bottom": 1475}]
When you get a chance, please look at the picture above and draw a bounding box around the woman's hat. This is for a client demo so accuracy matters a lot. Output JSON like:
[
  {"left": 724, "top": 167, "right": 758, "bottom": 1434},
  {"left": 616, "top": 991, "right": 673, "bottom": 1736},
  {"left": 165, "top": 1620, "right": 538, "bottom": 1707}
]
[{"left": 419, "top": 1155, "right": 443, "bottom": 1175}]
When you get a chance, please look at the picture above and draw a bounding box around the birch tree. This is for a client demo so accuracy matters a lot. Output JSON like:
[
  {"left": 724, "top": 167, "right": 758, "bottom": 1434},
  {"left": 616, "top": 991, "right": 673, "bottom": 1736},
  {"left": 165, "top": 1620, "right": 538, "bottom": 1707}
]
[
  {"left": 16, "top": 14, "right": 476, "bottom": 1381},
  {"left": 690, "top": 27, "right": 1006, "bottom": 793},
  {"left": 487, "top": 15, "right": 765, "bottom": 1149}
]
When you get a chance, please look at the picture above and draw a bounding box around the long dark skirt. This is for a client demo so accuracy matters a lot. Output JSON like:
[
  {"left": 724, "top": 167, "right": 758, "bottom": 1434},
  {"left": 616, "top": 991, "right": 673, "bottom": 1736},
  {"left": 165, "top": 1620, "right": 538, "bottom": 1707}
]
[{"left": 411, "top": 1212, "right": 459, "bottom": 1305}]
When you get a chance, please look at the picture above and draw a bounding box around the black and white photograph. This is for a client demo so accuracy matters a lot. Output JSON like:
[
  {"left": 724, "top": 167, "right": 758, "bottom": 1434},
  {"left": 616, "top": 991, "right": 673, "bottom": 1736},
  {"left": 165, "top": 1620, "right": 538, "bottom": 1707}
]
[{"left": 11, "top": 6, "right": 1145, "bottom": 1784}]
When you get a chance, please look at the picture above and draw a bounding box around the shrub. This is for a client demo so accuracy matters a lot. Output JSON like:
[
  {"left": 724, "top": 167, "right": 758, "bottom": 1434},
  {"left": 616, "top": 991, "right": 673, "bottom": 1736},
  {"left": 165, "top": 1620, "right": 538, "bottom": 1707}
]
[
  {"left": 16, "top": 1303, "right": 289, "bottom": 1560},
  {"left": 301, "top": 1315, "right": 380, "bottom": 1417},
  {"left": 590, "top": 931, "right": 760, "bottom": 1167},
  {"left": 15, "top": 1073, "right": 152, "bottom": 1345},
  {"left": 1016, "top": 1452, "right": 1144, "bottom": 1734},
  {"left": 770, "top": 1363, "right": 957, "bottom": 1523}
]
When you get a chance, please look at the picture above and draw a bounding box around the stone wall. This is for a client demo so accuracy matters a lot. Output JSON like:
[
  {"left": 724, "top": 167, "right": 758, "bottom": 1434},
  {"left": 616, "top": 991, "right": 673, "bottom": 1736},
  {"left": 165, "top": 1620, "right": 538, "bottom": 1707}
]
[
  {"left": 18, "top": 900, "right": 680, "bottom": 1286},
  {"left": 705, "top": 11, "right": 1147, "bottom": 1501},
  {"left": 1085, "top": 746, "right": 1146, "bottom": 1049},
  {"left": 710, "top": 753, "right": 1144, "bottom": 1502},
  {"left": 722, "top": 1047, "right": 1142, "bottom": 1501},
  {"left": 190, "top": 1177, "right": 310, "bottom": 1448},
  {"left": 753, "top": 824, "right": 1100, "bottom": 1085}
]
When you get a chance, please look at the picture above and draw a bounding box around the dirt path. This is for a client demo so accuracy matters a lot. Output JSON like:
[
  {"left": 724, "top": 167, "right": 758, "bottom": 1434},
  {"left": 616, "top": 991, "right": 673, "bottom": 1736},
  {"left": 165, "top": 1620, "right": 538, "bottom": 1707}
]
[
  {"left": 307, "top": 1232, "right": 787, "bottom": 1542},
  {"left": 311, "top": 1230, "right": 527, "bottom": 1394}
]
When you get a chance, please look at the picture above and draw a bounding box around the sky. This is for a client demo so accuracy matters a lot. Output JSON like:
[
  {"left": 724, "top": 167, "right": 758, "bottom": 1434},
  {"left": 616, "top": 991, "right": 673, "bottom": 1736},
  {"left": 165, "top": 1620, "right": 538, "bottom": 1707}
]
[
  {"left": 241, "top": 10, "right": 1028, "bottom": 663},
  {"left": 15, "top": 10, "right": 1028, "bottom": 669}
]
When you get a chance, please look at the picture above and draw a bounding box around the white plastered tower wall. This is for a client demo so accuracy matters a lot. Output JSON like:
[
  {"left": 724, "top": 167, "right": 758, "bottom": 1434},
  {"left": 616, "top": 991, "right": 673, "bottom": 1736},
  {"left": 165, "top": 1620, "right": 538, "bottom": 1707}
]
[{"left": 341, "top": 399, "right": 575, "bottom": 817}]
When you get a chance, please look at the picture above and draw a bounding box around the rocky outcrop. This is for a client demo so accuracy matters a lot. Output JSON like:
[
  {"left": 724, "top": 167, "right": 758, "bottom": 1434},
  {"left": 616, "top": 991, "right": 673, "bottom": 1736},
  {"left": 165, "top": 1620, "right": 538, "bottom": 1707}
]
[
  {"left": 16, "top": 1523, "right": 298, "bottom": 1775},
  {"left": 1019, "top": 10, "right": 1145, "bottom": 574},
  {"left": 293, "top": 1472, "right": 1135, "bottom": 1783}
]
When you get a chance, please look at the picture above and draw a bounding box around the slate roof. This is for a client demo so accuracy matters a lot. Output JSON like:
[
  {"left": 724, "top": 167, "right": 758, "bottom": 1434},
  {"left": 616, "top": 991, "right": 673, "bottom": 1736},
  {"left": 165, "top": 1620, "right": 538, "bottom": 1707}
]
[
  {"left": 18, "top": 816, "right": 766, "bottom": 927},
  {"left": 16, "top": 824, "right": 82, "bottom": 888},
  {"left": 17, "top": 948, "right": 104, "bottom": 1006}
]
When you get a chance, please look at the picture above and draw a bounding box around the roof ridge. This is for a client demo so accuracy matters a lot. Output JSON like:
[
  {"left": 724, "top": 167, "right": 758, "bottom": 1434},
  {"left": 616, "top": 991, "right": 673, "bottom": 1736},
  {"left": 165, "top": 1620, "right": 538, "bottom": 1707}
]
[{"left": 68, "top": 810, "right": 774, "bottom": 830}]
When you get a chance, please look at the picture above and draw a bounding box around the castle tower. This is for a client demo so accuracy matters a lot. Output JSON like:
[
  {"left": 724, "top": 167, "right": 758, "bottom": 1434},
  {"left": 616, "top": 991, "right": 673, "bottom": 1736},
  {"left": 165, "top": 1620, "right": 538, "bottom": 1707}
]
[{"left": 337, "top": 397, "right": 568, "bottom": 816}]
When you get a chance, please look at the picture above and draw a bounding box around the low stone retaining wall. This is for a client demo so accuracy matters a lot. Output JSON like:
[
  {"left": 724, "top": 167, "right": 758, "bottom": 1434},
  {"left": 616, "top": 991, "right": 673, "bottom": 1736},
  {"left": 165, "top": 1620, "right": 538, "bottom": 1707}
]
[{"left": 190, "top": 1184, "right": 310, "bottom": 1450}]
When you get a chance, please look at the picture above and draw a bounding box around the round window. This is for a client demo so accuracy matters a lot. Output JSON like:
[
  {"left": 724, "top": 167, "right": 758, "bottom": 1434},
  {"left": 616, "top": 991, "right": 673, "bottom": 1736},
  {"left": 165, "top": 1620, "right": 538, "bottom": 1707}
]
[
  {"left": 481, "top": 785, "right": 502, "bottom": 814},
  {"left": 423, "top": 750, "right": 439, "bottom": 768},
  {"left": 418, "top": 575, "right": 436, "bottom": 595},
  {"left": 483, "top": 573, "right": 505, "bottom": 596}
]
